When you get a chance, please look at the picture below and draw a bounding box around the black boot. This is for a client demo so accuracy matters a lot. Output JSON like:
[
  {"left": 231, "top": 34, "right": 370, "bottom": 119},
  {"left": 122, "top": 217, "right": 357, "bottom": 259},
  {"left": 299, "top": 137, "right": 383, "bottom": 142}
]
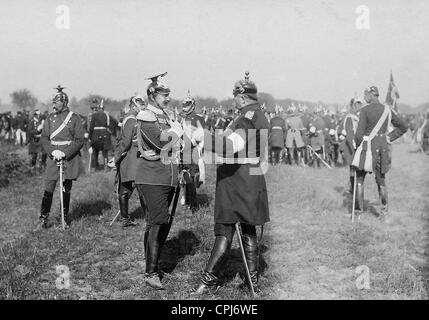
[
  {"left": 38, "top": 191, "right": 53, "bottom": 229},
  {"left": 355, "top": 182, "right": 364, "bottom": 212},
  {"left": 144, "top": 224, "right": 165, "bottom": 290},
  {"left": 378, "top": 185, "right": 388, "bottom": 217},
  {"left": 119, "top": 193, "right": 137, "bottom": 227},
  {"left": 241, "top": 233, "right": 261, "bottom": 294},
  {"left": 192, "top": 236, "right": 231, "bottom": 295},
  {"left": 349, "top": 175, "right": 355, "bottom": 194},
  {"left": 62, "top": 191, "right": 71, "bottom": 229}
]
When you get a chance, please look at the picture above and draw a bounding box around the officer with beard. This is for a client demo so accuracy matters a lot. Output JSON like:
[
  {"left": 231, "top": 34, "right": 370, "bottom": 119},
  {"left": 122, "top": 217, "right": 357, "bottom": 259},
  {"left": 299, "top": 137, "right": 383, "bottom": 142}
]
[
  {"left": 37, "top": 86, "right": 85, "bottom": 229},
  {"left": 192, "top": 71, "right": 270, "bottom": 295}
]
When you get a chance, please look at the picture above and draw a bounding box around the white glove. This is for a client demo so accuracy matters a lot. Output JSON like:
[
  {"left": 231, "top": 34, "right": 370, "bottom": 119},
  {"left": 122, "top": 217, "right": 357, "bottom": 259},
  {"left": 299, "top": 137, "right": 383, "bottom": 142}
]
[
  {"left": 84, "top": 132, "right": 89, "bottom": 139},
  {"left": 52, "top": 150, "right": 65, "bottom": 161},
  {"left": 88, "top": 147, "right": 93, "bottom": 154},
  {"left": 168, "top": 120, "right": 184, "bottom": 138},
  {"left": 37, "top": 124, "right": 43, "bottom": 132}
]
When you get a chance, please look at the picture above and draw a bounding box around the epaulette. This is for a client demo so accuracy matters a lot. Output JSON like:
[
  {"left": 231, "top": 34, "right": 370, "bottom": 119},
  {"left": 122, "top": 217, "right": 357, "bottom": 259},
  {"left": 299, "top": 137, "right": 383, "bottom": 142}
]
[{"left": 136, "top": 110, "right": 157, "bottom": 122}]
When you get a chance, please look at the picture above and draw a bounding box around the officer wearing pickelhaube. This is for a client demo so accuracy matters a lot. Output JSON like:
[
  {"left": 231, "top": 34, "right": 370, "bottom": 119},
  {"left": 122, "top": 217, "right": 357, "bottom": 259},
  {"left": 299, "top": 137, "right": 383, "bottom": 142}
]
[
  {"left": 113, "top": 94, "right": 148, "bottom": 227},
  {"left": 192, "top": 71, "right": 270, "bottom": 295},
  {"left": 134, "top": 72, "right": 184, "bottom": 290},
  {"left": 88, "top": 98, "right": 111, "bottom": 170},
  {"left": 37, "top": 86, "right": 85, "bottom": 229},
  {"left": 178, "top": 91, "right": 206, "bottom": 212},
  {"left": 351, "top": 86, "right": 407, "bottom": 220}
]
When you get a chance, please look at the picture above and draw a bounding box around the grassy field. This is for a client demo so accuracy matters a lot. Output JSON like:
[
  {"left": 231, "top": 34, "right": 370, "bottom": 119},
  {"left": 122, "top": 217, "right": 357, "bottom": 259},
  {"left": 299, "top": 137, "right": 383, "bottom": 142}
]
[{"left": 0, "top": 143, "right": 428, "bottom": 300}]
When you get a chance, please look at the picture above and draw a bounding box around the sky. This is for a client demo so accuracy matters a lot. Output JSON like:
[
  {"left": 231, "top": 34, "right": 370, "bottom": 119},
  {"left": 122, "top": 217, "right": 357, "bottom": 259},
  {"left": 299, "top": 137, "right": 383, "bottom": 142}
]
[{"left": 0, "top": 0, "right": 428, "bottom": 107}]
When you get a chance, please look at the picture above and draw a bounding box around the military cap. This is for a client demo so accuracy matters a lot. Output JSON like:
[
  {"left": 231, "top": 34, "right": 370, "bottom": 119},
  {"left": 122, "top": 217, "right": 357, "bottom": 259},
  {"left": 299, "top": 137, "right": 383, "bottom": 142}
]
[{"left": 233, "top": 71, "right": 258, "bottom": 100}]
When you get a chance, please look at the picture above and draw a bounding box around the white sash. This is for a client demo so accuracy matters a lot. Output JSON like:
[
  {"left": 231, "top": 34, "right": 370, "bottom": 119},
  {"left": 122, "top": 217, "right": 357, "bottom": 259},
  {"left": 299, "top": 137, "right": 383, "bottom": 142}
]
[
  {"left": 50, "top": 111, "right": 74, "bottom": 140},
  {"left": 352, "top": 105, "right": 390, "bottom": 172}
]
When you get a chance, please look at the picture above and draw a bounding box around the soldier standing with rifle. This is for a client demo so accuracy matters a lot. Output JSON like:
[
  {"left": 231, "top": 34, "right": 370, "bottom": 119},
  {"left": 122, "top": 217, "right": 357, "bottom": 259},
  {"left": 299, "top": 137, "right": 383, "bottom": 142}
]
[
  {"left": 113, "top": 94, "right": 148, "bottom": 227},
  {"left": 192, "top": 72, "right": 270, "bottom": 296},
  {"left": 134, "top": 73, "right": 184, "bottom": 290},
  {"left": 351, "top": 86, "right": 407, "bottom": 220},
  {"left": 37, "top": 86, "right": 85, "bottom": 229}
]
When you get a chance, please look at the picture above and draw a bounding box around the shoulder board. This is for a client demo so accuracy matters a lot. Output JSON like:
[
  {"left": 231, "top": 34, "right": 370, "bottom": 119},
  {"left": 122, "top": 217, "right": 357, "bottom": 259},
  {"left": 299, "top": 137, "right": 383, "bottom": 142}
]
[
  {"left": 244, "top": 110, "right": 255, "bottom": 120},
  {"left": 136, "top": 110, "right": 156, "bottom": 122}
]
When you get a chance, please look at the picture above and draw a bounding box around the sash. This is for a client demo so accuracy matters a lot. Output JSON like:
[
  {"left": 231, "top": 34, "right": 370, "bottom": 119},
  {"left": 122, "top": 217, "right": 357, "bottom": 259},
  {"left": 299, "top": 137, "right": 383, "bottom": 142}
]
[
  {"left": 50, "top": 111, "right": 74, "bottom": 140},
  {"left": 352, "top": 105, "right": 390, "bottom": 172}
]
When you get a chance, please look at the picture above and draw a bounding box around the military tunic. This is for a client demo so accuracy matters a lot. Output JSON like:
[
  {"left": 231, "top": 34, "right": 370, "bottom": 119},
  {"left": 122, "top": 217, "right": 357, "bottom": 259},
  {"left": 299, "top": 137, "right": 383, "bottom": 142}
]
[
  {"left": 207, "top": 103, "right": 270, "bottom": 226},
  {"left": 285, "top": 114, "right": 305, "bottom": 148},
  {"left": 353, "top": 102, "right": 407, "bottom": 174},
  {"left": 114, "top": 112, "right": 139, "bottom": 183},
  {"left": 89, "top": 110, "right": 112, "bottom": 151},
  {"left": 41, "top": 108, "right": 85, "bottom": 181},
  {"left": 134, "top": 105, "right": 180, "bottom": 187},
  {"left": 27, "top": 117, "right": 44, "bottom": 154},
  {"left": 269, "top": 115, "right": 286, "bottom": 149}
]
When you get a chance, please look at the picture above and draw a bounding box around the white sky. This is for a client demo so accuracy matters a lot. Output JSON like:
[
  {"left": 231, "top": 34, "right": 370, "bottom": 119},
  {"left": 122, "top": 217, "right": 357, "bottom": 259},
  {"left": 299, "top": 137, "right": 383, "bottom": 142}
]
[{"left": 0, "top": 0, "right": 428, "bottom": 106}]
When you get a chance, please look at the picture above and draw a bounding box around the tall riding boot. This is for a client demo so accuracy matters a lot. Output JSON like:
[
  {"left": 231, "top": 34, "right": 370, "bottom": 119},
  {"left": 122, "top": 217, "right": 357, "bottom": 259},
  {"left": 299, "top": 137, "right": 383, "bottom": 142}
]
[
  {"left": 39, "top": 191, "right": 53, "bottom": 228},
  {"left": 119, "top": 193, "right": 137, "bottom": 227},
  {"left": 145, "top": 224, "right": 164, "bottom": 290},
  {"left": 241, "top": 233, "right": 260, "bottom": 293},
  {"left": 378, "top": 185, "right": 388, "bottom": 216},
  {"left": 186, "top": 182, "right": 198, "bottom": 213},
  {"left": 62, "top": 191, "right": 71, "bottom": 229},
  {"left": 355, "top": 182, "right": 364, "bottom": 212},
  {"left": 297, "top": 151, "right": 302, "bottom": 166},
  {"left": 192, "top": 236, "right": 231, "bottom": 295}
]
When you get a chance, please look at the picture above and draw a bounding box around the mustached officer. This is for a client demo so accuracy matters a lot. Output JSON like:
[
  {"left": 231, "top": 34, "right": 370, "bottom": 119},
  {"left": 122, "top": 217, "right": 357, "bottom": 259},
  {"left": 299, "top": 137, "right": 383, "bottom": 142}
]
[
  {"left": 134, "top": 72, "right": 184, "bottom": 290},
  {"left": 38, "top": 86, "right": 85, "bottom": 229},
  {"left": 193, "top": 71, "right": 270, "bottom": 295}
]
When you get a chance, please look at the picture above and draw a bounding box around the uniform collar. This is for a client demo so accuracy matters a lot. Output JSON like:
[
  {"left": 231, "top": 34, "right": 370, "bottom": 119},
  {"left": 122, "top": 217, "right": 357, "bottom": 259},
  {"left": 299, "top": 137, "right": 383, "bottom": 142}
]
[{"left": 146, "top": 104, "right": 164, "bottom": 115}]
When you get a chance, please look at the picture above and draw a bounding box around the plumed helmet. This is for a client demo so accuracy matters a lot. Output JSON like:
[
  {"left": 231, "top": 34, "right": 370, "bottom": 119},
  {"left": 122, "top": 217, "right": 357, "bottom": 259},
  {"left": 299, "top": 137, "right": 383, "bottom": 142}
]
[
  {"left": 232, "top": 71, "right": 258, "bottom": 100},
  {"left": 181, "top": 90, "right": 196, "bottom": 116},
  {"left": 52, "top": 85, "right": 68, "bottom": 107},
  {"left": 146, "top": 72, "right": 170, "bottom": 97}
]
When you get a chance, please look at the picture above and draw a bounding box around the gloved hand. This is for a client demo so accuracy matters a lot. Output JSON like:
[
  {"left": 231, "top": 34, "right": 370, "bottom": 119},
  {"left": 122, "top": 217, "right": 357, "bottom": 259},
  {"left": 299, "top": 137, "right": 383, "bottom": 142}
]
[
  {"left": 52, "top": 150, "right": 65, "bottom": 161},
  {"left": 88, "top": 147, "right": 93, "bottom": 154},
  {"left": 84, "top": 132, "right": 89, "bottom": 139},
  {"left": 168, "top": 120, "right": 184, "bottom": 138}
]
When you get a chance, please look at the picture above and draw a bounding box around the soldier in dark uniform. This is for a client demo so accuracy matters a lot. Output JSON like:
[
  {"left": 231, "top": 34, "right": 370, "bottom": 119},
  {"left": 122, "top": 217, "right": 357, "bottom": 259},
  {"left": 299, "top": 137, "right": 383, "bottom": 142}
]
[
  {"left": 37, "top": 86, "right": 85, "bottom": 229},
  {"left": 339, "top": 98, "right": 360, "bottom": 192},
  {"left": 179, "top": 94, "right": 206, "bottom": 213},
  {"left": 134, "top": 73, "right": 184, "bottom": 290},
  {"left": 193, "top": 72, "right": 270, "bottom": 295},
  {"left": 27, "top": 109, "right": 47, "bottom": 172},
  {"left": 352, "top": 86, "right": 407, "bottom": 220},
  {"left": 89, "top": 99, "right": 111, "bottom": 170},
  {"left": 269, "top": 109, "right": 287, "bottom": 165},
  {"left": 113, "top": 95, "right": 148, "bottom": 227}
]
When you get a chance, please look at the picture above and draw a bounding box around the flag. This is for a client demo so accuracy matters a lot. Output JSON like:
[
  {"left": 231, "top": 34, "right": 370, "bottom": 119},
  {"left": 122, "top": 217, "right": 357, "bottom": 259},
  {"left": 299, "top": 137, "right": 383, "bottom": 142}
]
[{"left": 385, "top": 71, "right": 400, "bottom": 110}]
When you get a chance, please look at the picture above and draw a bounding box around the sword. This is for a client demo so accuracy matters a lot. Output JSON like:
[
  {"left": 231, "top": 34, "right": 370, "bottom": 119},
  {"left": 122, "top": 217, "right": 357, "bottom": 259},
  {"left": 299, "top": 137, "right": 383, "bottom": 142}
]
[
  {"left": 307, "top": 145, "right": 332, "bottom": 169},
  {"left": 57, "top": 159, "right": 66, "bottom": 230},
  {"left": 235, "top": 223, "right": 256, "bottom": 298}
]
